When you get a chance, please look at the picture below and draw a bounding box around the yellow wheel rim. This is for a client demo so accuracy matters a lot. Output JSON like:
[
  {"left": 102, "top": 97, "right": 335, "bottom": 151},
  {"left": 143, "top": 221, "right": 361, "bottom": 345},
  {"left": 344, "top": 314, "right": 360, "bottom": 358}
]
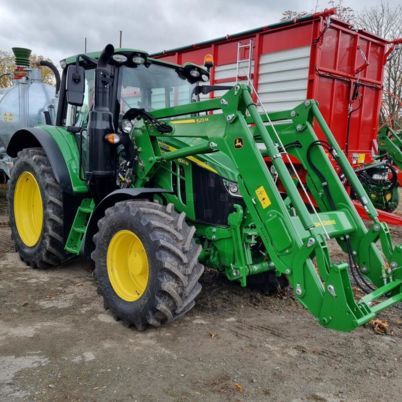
[
  {"left": 106, "top": 230, "right": 149, "bottom": 302},
  {"left": 14, "top": 171, "right": 44, "bottom": 247}
]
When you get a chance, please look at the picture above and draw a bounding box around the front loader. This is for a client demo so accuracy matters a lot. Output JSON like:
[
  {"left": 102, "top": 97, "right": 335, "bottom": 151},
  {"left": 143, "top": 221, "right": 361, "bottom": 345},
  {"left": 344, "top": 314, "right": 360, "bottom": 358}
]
[{"left": 6, "top": 44, "right": 402, "bottom": 332}]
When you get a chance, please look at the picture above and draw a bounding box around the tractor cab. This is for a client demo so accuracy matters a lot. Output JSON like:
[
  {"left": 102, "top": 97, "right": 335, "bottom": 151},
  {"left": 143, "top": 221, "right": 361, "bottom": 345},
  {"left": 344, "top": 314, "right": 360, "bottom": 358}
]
[
  {"left": 59, "top": 48, "right": 208, "bottom": 131},
  {"left": 57, "top": 46, "right": 210, "bottom": 201}
]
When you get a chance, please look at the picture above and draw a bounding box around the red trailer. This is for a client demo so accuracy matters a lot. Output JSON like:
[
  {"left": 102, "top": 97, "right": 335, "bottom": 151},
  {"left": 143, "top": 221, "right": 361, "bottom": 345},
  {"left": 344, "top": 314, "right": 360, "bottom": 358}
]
[
  {"left": 153, "top": 9, "right": 395, "bottom": 163},
  {"left": 153, "top": 9, "right": 402, "bottom": 223}
]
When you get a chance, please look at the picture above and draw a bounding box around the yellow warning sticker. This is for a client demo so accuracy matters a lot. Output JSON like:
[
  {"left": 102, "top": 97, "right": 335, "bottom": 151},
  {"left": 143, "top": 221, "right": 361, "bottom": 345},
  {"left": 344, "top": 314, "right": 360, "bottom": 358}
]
[
  {"left": 255, "top": 186, "right": 271, "bottom": 209},
  {"left": 170, "top": 118, "right": 196, "bottom": 124},
  {"left": 358, "top": 153, "right": 366, "bottom": 164},
  {"left": 314, "top": 220, "right": 336, "bottom": 228},
  {"left": 170, "top": 117, "right": 209, "bottom": 125}
]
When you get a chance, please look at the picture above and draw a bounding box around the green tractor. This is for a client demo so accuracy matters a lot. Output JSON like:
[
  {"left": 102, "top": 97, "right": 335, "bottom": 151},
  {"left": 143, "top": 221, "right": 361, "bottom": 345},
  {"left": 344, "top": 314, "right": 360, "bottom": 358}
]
[
  {"left": 353, "top": 125, "right": 402, "bottom": 213},
  {"left": 378, "top": 125, "right": 402, "bottom": 169},
  {"left": 352, "top": 125, "right": 402, "bottom": 213},
  {"left": 6, "top": 44, "right": 402, "bottom": 332}
]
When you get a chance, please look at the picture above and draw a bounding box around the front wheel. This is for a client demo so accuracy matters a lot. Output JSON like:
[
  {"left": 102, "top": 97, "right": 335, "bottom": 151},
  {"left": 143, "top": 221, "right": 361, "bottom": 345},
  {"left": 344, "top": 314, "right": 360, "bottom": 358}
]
[
  {"left": 92, "top": 201, "right": 204, "bottom": 330},
  {"left": 7, "top": 148, "right": 70, "bottom": 268}
]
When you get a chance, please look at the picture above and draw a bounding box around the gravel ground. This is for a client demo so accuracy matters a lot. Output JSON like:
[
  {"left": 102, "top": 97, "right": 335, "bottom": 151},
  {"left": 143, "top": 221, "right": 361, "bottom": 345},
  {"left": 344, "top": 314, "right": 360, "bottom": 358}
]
[{"left": 0, "top": 184, "right": 402, "bottom": 402}]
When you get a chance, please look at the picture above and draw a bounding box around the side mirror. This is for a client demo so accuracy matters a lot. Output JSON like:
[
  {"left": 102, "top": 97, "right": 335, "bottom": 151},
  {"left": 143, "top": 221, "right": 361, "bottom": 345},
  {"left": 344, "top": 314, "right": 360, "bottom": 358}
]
[{"left": 66, "top": 65, "right": 85, "bottom": 106}]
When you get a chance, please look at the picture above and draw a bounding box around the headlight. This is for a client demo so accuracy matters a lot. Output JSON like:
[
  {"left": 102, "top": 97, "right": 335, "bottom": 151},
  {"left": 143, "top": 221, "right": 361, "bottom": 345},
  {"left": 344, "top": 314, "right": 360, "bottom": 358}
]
[
  {"left": 223, "top": 179, "right": 242, "bottom": 198},
  {"left": 201, "top": 74, "right": 209, "bottom": 82},
  {"left": 121, "top": 119, "right": 133, "bottom": 134}
]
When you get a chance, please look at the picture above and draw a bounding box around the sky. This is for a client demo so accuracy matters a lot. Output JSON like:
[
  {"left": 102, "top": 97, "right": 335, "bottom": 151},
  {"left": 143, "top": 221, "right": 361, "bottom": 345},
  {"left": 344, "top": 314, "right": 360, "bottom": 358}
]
[{"left": 0, "top": 0, "right": 400, "bottom": 65}]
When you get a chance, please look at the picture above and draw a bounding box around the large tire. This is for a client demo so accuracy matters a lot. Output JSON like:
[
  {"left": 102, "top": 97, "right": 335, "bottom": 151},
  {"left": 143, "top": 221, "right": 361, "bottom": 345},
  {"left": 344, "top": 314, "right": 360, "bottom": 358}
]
[
  {"left": 93, "top": 200, "right": 204, "bottom": 330},
  {"left": 7, "top": 148, "right": 69, "bottom": 268}
]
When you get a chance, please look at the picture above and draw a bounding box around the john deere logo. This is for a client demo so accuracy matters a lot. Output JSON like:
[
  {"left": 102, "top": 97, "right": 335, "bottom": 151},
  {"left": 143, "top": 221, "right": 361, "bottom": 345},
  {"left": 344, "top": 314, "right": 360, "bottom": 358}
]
[{"left": 234, "top": 138, "right": 243, "bottom": 149}]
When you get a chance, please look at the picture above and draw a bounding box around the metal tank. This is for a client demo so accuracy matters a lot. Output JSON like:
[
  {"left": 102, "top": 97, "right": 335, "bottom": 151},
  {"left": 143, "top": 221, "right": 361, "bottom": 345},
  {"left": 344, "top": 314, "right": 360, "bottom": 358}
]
[{"left": 0, "top": 48, "right": 58, "bottom": 181}]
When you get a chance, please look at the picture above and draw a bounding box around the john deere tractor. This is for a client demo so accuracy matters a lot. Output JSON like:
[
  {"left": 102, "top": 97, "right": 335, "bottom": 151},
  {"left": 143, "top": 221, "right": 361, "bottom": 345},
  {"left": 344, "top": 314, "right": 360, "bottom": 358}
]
[
  {"left": 6, "top": 44, "right": 402, "bottom": 332},
  {"left": 352, "top": 125, "right": 402, "bottom": 213},
  {"left": 378, "top": 125, "right": 402, "bottom": 169}
]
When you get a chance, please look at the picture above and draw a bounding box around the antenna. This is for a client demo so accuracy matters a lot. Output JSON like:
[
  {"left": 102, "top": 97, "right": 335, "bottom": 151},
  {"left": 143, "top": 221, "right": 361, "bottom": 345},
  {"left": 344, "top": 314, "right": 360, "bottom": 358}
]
[
  {"left": 84, "top": 37, "right": 87, "bottom": 53},
  {"left": 119, "top": 31, "right": 123, "bottom": 48}
]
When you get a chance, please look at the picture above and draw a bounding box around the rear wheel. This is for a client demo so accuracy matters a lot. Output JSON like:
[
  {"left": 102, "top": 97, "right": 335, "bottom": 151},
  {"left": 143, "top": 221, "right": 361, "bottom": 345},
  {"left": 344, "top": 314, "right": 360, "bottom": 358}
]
[
  {"left": 7, "top": 148, "right": 70, "bottom": 268},
  {"left": 93, "top": 200, "right": 204, "bottom": 330}
]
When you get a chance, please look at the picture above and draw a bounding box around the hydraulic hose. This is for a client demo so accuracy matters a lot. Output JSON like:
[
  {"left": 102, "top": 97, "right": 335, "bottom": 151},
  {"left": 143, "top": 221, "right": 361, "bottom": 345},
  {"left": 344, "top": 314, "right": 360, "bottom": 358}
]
[
  {"left": 39, "top": 60, "right": 61, "bottom": 94},
  {"left": 306, "top": 140, "right": 375, "bottom": 294}
]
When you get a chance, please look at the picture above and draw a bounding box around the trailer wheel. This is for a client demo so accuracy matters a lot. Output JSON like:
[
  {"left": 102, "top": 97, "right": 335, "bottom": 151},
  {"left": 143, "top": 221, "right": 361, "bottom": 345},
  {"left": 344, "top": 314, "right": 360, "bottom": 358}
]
[
  {"left": 93, "top": 201, "right": 204, "bottom": 330},
  {"left": 7, "top": 148, "right": 70, "bottom": 268}
]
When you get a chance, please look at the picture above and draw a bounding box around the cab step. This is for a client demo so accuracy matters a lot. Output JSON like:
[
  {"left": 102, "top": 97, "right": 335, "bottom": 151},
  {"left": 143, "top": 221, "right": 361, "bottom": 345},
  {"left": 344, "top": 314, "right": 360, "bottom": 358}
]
[{"left": 65, "top": 198, "right": 95, "bottom": 255}]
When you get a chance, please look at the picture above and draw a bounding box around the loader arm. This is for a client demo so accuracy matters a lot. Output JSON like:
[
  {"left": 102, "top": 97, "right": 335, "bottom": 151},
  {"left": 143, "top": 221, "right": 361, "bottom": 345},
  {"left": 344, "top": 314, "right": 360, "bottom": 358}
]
[{"left": 136, "top": 84, "right": 402, "bottom": 332}]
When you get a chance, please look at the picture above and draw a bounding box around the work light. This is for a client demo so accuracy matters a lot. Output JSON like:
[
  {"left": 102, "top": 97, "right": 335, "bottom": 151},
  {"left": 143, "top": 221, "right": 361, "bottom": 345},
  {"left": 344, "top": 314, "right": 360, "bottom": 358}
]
[
  {"left": 189, "top": 69, "right": 200, "bottom": 78},
  {"left": 112, "top": 54, "right": 128, "bottom": 63},
  {"left": 132, "top": 55, "right": 146, "bottom": 65}
]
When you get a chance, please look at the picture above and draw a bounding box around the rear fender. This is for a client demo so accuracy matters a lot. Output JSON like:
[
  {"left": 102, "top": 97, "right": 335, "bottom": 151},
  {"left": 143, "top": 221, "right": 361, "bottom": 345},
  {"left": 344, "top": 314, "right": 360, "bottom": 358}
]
[
  {"left": 7, "top": 127, "right": 87, "bottom": 194},
  {"left": 7, "top": 127, "right": 88, "bottom": 241}
]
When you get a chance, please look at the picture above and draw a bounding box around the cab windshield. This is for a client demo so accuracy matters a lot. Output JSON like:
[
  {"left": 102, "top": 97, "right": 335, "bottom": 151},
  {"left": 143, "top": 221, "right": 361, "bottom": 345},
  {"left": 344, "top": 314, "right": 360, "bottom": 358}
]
[
  {"left": 118, "top": 63, "right": 196, "bottom": 114},
  {"left": 65, "top": 62, "right": 197, "bottom": 129}
]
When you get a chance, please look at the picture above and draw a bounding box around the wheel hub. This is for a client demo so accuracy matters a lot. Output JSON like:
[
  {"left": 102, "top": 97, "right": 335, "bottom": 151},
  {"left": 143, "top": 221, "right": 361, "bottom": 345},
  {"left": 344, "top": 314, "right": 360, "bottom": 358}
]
[
  {"left": 13, "top": 171, "right": 44, "bottom": 247},
  {"left": 106, "top": 230, "right": 149, "bottom": 302}
]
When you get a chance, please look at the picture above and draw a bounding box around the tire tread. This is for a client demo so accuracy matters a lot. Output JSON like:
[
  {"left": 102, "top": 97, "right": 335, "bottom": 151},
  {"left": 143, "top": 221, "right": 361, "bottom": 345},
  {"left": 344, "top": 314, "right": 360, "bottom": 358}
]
[
  {"left": 7, "top": 148, "right": 70, "bottom": 268},
  {"left": 93, "top": 201, "right": 204, "bottom": 330}
]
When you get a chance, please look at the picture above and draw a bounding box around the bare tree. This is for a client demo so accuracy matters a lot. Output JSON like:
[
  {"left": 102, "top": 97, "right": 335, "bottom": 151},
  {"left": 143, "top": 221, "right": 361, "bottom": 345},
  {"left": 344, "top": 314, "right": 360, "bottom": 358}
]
[
  {"left": 281, "top": 0, "right": 354, "bottom": 23},
  {"left": 281, "top": 10, "right": 308, "bottom": 21},
  {"left": 355, "top": 1, "right": 402, "bottom": 127},
  {"left": 0, "top": 51, "right": 15, "bottom": 88},
  {"left": 328, "top": 0, "right": 354, "bottom": 24}
]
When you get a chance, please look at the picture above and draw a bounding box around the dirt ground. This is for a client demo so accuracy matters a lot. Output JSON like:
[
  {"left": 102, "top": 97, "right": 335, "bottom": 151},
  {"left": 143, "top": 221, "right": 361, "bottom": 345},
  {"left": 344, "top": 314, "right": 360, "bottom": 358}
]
[{"left": 1, "top": 184, "right": 402, "bottom": 402}]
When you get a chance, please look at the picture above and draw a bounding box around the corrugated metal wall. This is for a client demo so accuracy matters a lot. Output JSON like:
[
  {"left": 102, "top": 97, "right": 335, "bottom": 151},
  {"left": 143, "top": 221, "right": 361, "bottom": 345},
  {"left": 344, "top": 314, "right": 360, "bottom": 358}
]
[
  {"left": 257, "top": 47, "right": 310, "bottom": 111},
  {"left": 213, "top": 47, "right": 310, "bottom": 112},
  {"left": 214, "top": 61, "right": 255, "bottom": 84}
]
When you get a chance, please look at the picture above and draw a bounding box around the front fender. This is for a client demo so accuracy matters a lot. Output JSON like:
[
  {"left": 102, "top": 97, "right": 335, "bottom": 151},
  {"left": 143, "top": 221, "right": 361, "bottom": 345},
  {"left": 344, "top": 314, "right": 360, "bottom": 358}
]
[{"left": 83, "top": 188, "right": 170, "bottom": 258}]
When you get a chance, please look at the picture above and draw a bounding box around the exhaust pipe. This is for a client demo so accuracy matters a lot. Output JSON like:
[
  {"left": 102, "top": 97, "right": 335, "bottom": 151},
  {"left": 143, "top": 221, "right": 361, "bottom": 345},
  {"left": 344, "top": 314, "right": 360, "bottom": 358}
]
[{"left": 87, "top": 44, "right": 117, "bottom": 202}]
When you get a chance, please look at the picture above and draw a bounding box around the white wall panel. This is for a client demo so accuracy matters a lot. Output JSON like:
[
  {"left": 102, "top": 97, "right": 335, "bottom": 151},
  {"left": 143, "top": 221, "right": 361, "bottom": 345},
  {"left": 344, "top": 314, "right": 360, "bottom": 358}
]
[{"left": 257, "top": 46, "right": 310, "bottom": 112}]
